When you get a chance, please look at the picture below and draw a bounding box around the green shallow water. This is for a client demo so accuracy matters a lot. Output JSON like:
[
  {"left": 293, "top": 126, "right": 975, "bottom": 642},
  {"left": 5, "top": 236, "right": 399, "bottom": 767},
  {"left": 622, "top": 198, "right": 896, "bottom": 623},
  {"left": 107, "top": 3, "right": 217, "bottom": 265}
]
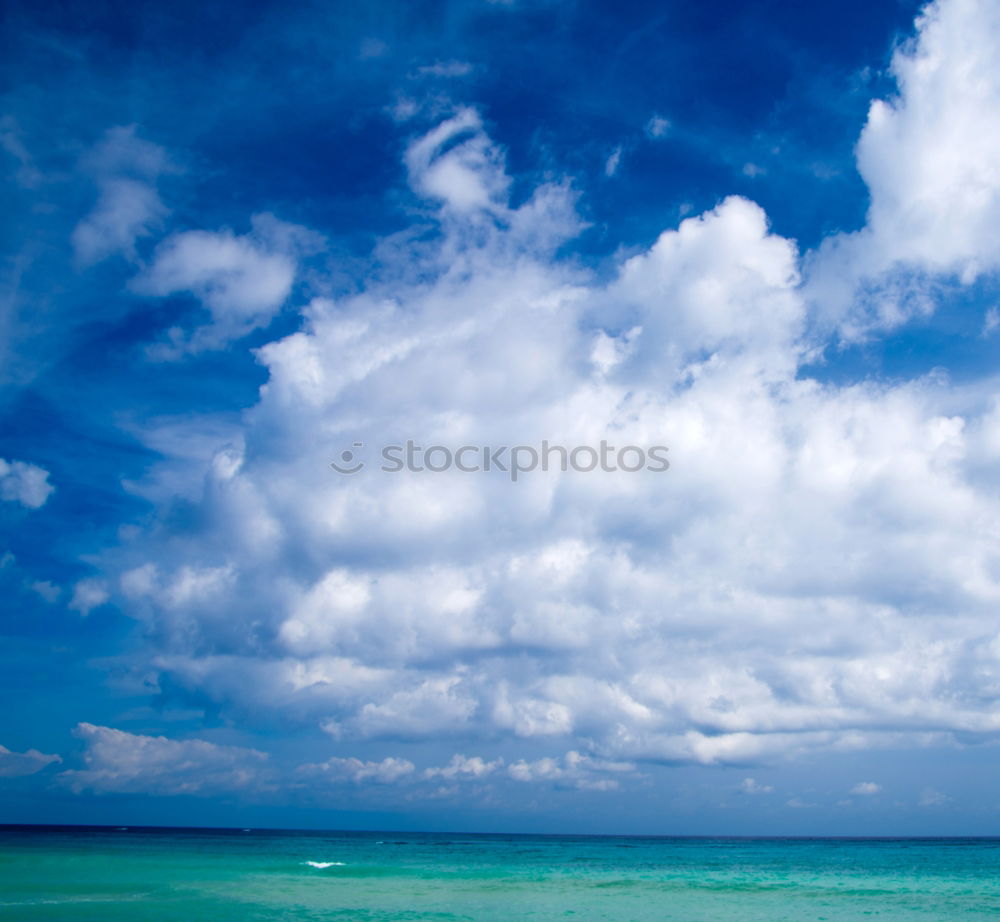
[{"left": 1, "top": 827, "right": 999, "bottom": 920}]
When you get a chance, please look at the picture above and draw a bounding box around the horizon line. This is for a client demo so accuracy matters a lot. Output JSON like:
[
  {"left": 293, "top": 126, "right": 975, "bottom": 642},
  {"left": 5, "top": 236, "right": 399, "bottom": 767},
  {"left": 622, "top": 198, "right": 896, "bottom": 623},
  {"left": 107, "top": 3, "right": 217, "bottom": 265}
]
[{"left": 2, "top": 823, "right": 998, "bottom": 841}]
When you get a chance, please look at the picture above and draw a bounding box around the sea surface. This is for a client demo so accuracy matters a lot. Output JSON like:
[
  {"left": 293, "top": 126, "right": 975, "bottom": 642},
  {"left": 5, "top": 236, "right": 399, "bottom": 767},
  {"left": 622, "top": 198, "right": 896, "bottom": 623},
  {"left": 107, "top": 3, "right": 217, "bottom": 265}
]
[{"left": 1, "top": 826, "right": 999, "bottom": 920}]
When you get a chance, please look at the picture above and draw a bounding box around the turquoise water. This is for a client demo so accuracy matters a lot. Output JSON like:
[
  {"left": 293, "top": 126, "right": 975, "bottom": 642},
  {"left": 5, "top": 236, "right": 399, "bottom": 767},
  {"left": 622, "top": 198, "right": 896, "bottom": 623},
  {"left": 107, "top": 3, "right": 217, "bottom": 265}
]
[{"left": 1, "top": 827, "right": 999, "bottom": 920}]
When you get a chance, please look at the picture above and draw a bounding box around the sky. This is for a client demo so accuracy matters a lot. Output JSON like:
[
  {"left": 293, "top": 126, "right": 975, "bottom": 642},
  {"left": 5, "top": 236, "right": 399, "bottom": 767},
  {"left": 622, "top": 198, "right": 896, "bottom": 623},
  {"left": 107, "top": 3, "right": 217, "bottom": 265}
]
[{"left": 2, "top": 0, "right": 1000, "bottom": 836}]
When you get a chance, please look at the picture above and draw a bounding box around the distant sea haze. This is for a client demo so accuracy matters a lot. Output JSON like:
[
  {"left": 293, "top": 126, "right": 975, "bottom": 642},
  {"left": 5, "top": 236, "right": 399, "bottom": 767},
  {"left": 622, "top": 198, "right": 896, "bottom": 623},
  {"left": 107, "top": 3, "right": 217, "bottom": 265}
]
[{"left": 1, "top": 826, "right": 999, "bottom": 920}]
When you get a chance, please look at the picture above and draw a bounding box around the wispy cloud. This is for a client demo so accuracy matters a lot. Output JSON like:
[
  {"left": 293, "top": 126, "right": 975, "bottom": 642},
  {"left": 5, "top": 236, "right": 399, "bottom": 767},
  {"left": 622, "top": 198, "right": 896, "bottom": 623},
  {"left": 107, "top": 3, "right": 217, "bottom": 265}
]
[
  {"left": 0, "top": 744, "right": 60, "bottom": 778},
  {"left": 71, "top": 126, "right": 170, "bottom": 267}
]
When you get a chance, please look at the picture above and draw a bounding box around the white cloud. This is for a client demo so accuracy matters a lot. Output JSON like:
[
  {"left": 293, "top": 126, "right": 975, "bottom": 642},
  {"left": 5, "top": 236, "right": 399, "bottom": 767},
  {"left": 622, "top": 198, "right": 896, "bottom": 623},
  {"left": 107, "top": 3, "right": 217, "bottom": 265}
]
[
  {"left": 605, "top": 146, "right": 623, "bottom": 177},
  {"left": 739, "top": 778, "right": 774, "bottom": 794},
  {"left": 388, "top": 97, "right": 420, "bottom": 122},
  {"left": 300, "top": 749, "right": 631, "bottom": 791},
  {"left": 72, "top": 126, "right": 169, "bottom": 266},
  {"left": 101, "top": 172, "right": 1000, "bottom": 766},
  {"left": 69, "top": 579, "right": 109, "bottom": 615},
  {"left": 856, "top": 0, "right": 1000, "bottom": 278},
  {"left": 404, "top": 108, "right": 511, "bottom": 213},
  {"left": 850, "top": 781, "right": 881, "bottom": 796},
  {"left": 423, "top": 754, "right": 504, "bottom": 780},
  {"left": 919, "top": 786, "right": 951, "bottom": 806},
  {"left": 84, "top": 6, "right": 1000, "bottom": 783},
  {"left": 0, "top": 744, "right": 60, "bottom": 778},
  {"left": 507, "top": 751, "right": 635, "bottom": 791},
  {"left": 808, "top": 0, "right": 1000, "bottom": 338},
  {"left": 74, "top": 179, "right": 166, "bottom": 266},
  {"left": 297, "top": 755, "right": 415, "bottom": 785},
  {"left": 0, "top": 458, "right": 54, "bottom": 508},
  {"left": 120, "top": 562, "right": 235, "bottom": 612},
  {"left": 60, "top": 723, "right": 269, "bottom": 795},
  {"left": 646, "top": 115, "right": 670, "bottom": 138},
  {"left": 604, "top": 194, "right": 802, "bottom": 377},
  {"left": 134, "top": 213, "right": 320, "bottom": 354},
  {"left": 30, "top": 580, "right": 60, "bottom": 602},
  {"left": 349, "top": 677, "right": 480, "bottom": 740}
]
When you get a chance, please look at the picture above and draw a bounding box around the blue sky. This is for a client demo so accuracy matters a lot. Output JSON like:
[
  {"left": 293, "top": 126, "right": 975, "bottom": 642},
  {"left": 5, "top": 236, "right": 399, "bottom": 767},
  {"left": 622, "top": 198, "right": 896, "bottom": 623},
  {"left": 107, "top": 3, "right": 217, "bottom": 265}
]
[{"left": 3, "top": 0, "right": 1000, "bottom": 835}]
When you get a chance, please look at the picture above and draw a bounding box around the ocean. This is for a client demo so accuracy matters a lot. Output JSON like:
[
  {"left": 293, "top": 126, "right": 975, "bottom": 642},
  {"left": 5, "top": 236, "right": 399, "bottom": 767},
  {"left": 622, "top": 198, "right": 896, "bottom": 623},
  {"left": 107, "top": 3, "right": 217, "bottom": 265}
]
[{"left": 1, "top": 826, "right": 998, "bottom": 920}]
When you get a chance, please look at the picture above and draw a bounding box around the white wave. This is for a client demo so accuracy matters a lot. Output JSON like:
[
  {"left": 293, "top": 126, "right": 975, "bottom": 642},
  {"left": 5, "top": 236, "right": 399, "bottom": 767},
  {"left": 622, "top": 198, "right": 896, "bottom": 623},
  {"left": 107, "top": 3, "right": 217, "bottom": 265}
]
[{"left": 305, "top": 860, "right": 346, "bottom": 869}]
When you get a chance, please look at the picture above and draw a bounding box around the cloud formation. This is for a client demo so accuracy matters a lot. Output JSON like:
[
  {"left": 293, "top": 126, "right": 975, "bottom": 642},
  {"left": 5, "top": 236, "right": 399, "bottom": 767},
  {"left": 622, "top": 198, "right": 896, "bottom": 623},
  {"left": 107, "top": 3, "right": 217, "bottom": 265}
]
[
  {"left": 58, "top": 0, "right": 1000, "bottom": 798},
  {"left": 60, "top": 724, "right": 269, "bottom": 795},
  {"left": 72, "top": 126, "right": 170, "bottom": 267},
  {"left": 134, "top": 213, "right": 321, "bottom": 354},
  {"left": 507, "top": 752, "right": 635, "bottom": 791},
  {"left": 69, "top": 579, "right": 110, "bottom": 616},
  {"left": 0, "top": 458, "right": 54, "bottom": 508},
  {"left": 0, "top": 744, "right": 60, "bottom": 778},
  {"left": 297, "top": 755, "right": 416, "bottom": 785},
  {"left": 739, "top": 778, "right": 774, "bottom": 795},
  {"left": 850, "top": 781, "right": 881, "bottom": 796},
  {"left": 807, "top": 0, "right": 1000, "bottom": 338}
]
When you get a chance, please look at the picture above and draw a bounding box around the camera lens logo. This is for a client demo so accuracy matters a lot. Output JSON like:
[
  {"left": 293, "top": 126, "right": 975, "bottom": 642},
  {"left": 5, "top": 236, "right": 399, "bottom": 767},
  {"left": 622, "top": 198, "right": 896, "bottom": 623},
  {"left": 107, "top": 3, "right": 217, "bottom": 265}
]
[{"left": 330, "top": 442, "right": 365, "bottom": 475}]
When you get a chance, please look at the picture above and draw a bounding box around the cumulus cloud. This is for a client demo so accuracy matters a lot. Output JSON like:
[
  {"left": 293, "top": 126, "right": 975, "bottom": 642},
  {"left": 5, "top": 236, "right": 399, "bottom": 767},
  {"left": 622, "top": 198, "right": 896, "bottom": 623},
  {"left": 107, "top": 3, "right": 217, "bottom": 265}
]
[
  {"left": 297, "top": 755, "right": 416, "bottom": 785},
  {"left": 602, "top": 193, "right": 802, "bottom": 377},
  {"left": 296, "top": 750, "right": 626, "bottom": 793},
  {"left": 98, "top": 149, "right": 1000, "bottom": 771},
  {"left": 850, "top": 781, "right": 881, "bottom": 796},
  {"left": 423, "top": 754, "right": 504, "bottom": 780},
  {"left": 808, "top": 0, "right": 1000, "bottom": 338},
  {"left": 72, "top": 126, "right": 170, "bottom": 267},
  {"left": 0, "top": 458, "right": 54, "bottom": 508},
  {"left": 507, "top": 751, "right": 635, "bottom": 791},
  {"left": 60, "top": 724, "right": 269, "bottom": 795},
  {"left": 0, "top": 744, "right": 61, "bottom": 778},
  {"left": 739, "top": 778, "right": 774, "bottom": 794},
  {"left": 69, "top": 578, "right": 110, "bottom": 615},
  {"left": 77, "top": 1, "right": 1000, "bottom": 790}
]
